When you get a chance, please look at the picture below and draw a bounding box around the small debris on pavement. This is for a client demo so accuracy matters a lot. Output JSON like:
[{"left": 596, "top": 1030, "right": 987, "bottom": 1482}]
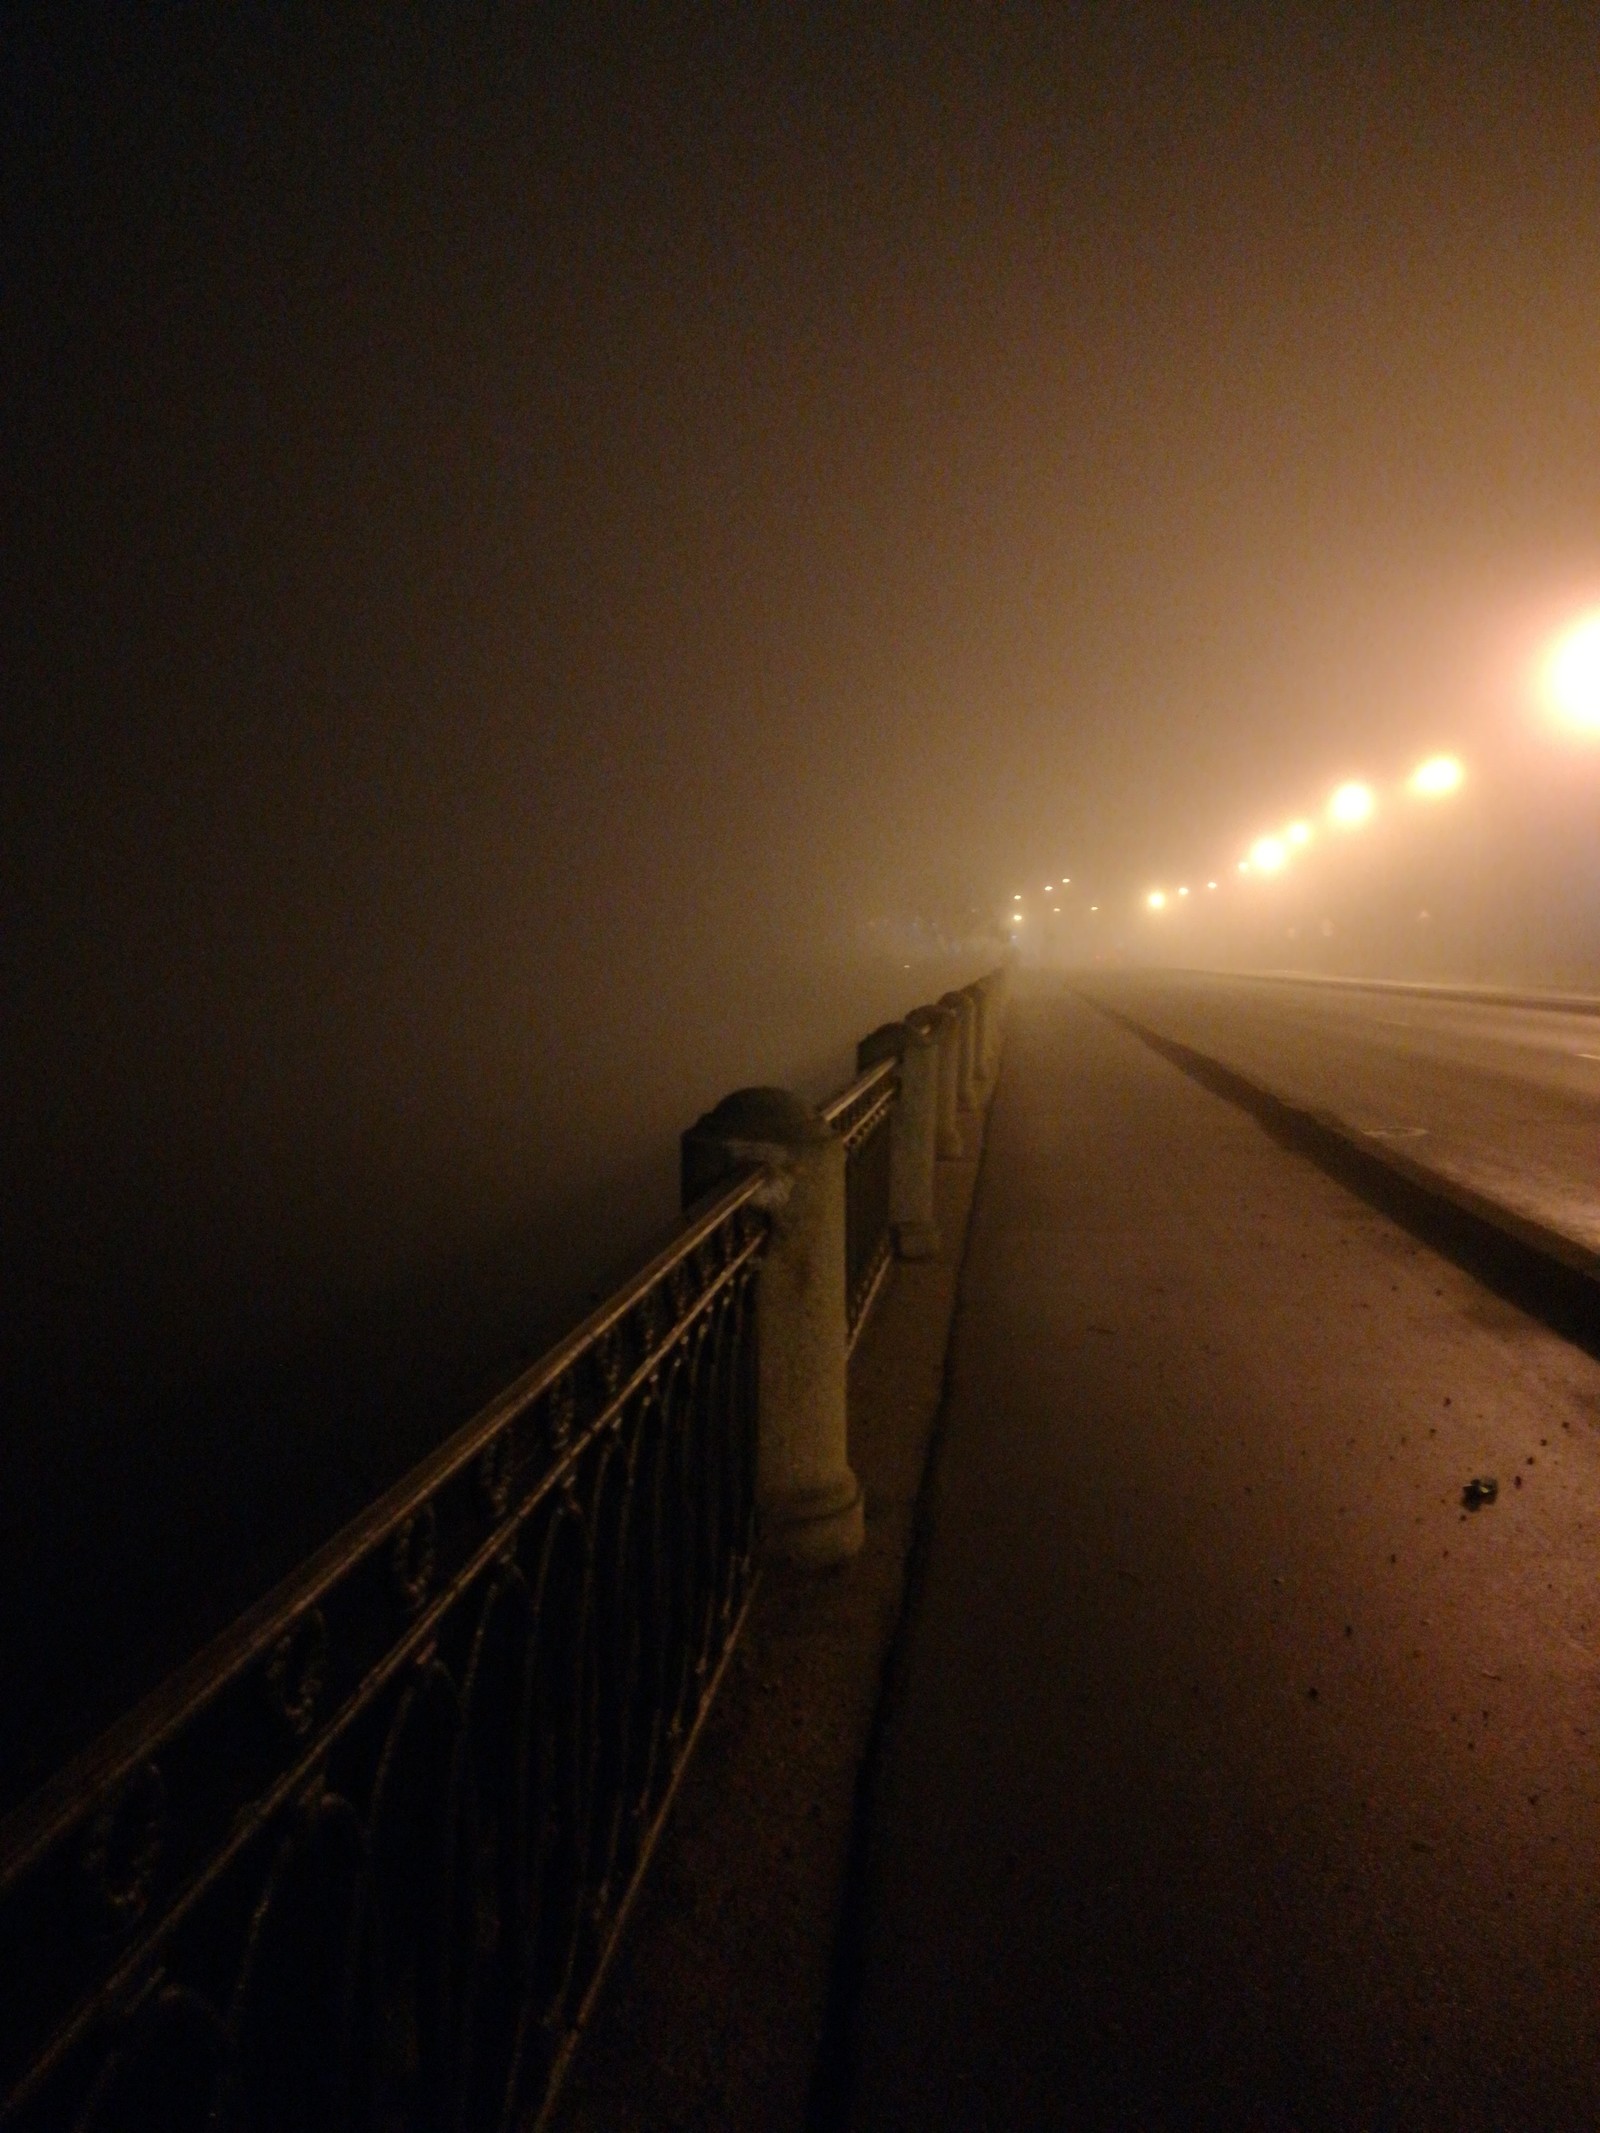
[{"left": 1462, "top": 1476, "right": 1498, "bottom": 1510}]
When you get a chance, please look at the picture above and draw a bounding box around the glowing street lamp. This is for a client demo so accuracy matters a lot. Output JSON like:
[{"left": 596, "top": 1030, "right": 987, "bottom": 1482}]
[
  {"left": 1249, "top": 834, "right": 1289, "bottom": 875},
  {"left": 1544, "top": 613, "right": 1600, "bottom": 735},
  {"left": 1286, "top": 820, "right": 1313, "bottom": 846},
  {"left": 1327, "top": 781, "right": 1375, "bottom": 829},
  {"left": 1408, "top": 754, "right": 1465, "bottom": 799},
  {"left": 1146, "top": 890, "right": 1167, "bottom": 911}
]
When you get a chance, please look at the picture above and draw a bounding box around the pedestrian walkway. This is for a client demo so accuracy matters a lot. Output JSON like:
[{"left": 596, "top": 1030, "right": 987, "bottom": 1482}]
[{"left": 840, "top": 980, "right": 1600, "bottom": 2132}]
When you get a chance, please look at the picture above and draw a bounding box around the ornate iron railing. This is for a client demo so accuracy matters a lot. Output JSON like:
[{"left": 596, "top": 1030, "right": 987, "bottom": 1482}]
[
  {"left": 822, "top": 1056, "right": 899, "bottom": 1351},
  {"left": 0, "top": 1173, "right": 768, "bottom": 2133}
]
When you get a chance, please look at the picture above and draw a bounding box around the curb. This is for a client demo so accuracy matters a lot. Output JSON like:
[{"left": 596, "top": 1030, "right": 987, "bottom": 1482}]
[{"left": 1086, "top": 996, "right": 1600, "bottom": 1357}]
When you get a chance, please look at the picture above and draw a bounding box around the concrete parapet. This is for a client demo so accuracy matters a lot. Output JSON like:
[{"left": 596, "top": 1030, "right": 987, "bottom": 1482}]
[
  {"left": 858, "top": 1020, "right": 941, "bottom": 1260},
  {"left": 682, "top": 1088, "right": 863, "bottom": 1567}
]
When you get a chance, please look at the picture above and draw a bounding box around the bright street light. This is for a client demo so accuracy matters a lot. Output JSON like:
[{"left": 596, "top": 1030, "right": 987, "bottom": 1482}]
[
  {"left": 1287, "top": 820, "right": 1313, "bottom": 846},
  {"left": 1327, "top": 780, "right": 1375, "bottom": 829},
  {"left": 1146, "top": 890, "right": 1167, "bottom": 911},
  {"left": 1544, "top": 613, "right": 1600, "bottom": 735},
  {"left": 1249, "top": 834, "right": 1289, "bottom": 874},
  {"left": 1408, "top": 754, "right": 1465, "bottom": 798}
]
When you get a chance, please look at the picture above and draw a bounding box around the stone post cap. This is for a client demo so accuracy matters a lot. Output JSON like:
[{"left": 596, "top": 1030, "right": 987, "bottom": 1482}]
[
  {"left": 857, "top": 1018, "right": 933, "bottom": 1070},
  {"left": 909, "top": 1000, "right": 957, "bottom": 1031},
  {"left": 682, "top": 1086, "right": 832, "bottom": 1209},
  {"left": 690, "top": 1085, "right": 830, "bottom": 1147}
]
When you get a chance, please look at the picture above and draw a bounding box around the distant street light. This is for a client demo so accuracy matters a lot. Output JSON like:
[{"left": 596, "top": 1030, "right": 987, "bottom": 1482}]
[
  {"left": 1543, "top": 614, "right": 1600, "bottom": 735},
  {"left": 1287, "top": 820, "right": 1313, "bottom": 846},
  {"left": 1146, "top": 890, "right": 1167, "bottom": 911},
  {"left": 1327, "top": 780, "right": 1375, "bottom": 828},
  {"left": 1408, "top": 754, "right": 1465, "bottom": 798},
  {"left": 1249, "top": 834, "right": 1289, "bottom": 874},
  {"left": 1178, "top": 885, "right": 1190, "bottom": 897}
]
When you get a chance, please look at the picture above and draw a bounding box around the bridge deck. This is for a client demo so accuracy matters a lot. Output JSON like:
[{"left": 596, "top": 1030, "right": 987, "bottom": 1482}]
[{"left": 841, "top": 978, "right": 1600, "bottom": 2131}]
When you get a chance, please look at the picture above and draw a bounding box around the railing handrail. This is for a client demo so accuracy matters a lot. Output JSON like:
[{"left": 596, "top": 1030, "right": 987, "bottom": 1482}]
[
  {"left": 1, "top": 969, "right": 1007, "bottom": 2128},
  {"left": 819, "top": 1052, "right": 897, "bottom": 1129},
  {"left": 0, "top": 1164, "right": 768, "bottom": 1896}
]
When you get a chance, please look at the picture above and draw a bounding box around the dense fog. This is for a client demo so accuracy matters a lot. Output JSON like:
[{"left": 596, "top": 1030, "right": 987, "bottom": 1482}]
[{"left": 5, "top": 7, "right": 1600, "bottom": 1796}]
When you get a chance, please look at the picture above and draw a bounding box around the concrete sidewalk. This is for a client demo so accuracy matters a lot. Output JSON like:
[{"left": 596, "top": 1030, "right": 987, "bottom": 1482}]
[
  {"left": 837, "top": 980, "right": 1600, "bottom": 2132},
  {"left": 551, "top": 1087, "right": 994, "bottom": 2132}
]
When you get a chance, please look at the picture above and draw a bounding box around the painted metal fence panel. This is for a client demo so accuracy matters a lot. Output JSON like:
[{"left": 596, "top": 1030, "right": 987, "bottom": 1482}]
[
  {"left": 821, "top": 1056, "right": 899, "bottom": 1351},
  {"left": 0, "top": 1176, "right": 767, "bottom": 2133}
]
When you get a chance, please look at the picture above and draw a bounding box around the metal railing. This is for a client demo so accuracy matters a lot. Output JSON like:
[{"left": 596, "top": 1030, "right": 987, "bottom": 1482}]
[
  {"left": 822, "top": 1055, "right": 899, "bottom": 1351},
  {"left": 0, "top": 968, "right": 1005, "bottom": 2128},
  {"left": 0, "top": 1174, "right": 768, "bottom": 2133}
]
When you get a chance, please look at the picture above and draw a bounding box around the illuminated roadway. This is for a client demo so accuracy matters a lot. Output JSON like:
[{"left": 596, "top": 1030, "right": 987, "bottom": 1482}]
[
  {"left": 1079, "top": 970, "right": 1600, "bottom": 1273},
  {"left": 838, "top": 976, "right": 1600, "bottom": 2131}
]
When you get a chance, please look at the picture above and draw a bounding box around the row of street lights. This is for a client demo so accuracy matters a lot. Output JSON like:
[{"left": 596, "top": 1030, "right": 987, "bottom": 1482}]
[
  {"left": 1001, "top": 608, "right": 1600, "bottom": 940},
  {"left": 1138, "top": 606, "right": 1600, "bottom": 921},
  {"left": 1142, "top": 755, "right": 1463, "bottom": 916}
]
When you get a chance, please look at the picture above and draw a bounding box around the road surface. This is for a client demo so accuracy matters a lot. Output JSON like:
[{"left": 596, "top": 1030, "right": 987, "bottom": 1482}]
[
  {"left": 838, "top": 979, "right": 1600, "bottom": 2131},
  {"left": 1082, "top": 970, "right": 1600, "bottom": 1272}
]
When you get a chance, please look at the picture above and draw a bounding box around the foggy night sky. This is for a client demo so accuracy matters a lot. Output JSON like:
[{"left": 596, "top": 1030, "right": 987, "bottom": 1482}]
[{"left": 4, "top": 5, "right": 1600, "bottom": 1780}]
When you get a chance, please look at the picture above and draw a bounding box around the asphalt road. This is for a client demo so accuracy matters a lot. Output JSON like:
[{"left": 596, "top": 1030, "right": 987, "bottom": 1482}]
[
  {"left": 1080, "top": 970, "right": 1600, "bottom": 1272},
  {"left": 838, "top": 980, "right": 1600, "bottom": 2132}
]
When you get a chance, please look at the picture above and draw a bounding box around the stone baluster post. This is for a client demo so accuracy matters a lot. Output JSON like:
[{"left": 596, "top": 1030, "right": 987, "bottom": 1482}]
[
  {"left": 857, "top": 1019, "right": 941, "bottom": 1260},
  {"left": 977, "top": 969, "right": 1004, "bottom": 1080},
  {"left": 682, "top": 1088, "right": 863, "bottom": 1566},
  {"left": 966, "top": 978, "right": 994, "bottom": 1092},
  {"left": 992, "top": 960, "right": 1014, "bottom": 1072},
  {"left": 940, "top": 988, "right": 981, "bottom": 1113},
  {"left": 915, "top": 1001, "right": 964, "bottom": 1159}
]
